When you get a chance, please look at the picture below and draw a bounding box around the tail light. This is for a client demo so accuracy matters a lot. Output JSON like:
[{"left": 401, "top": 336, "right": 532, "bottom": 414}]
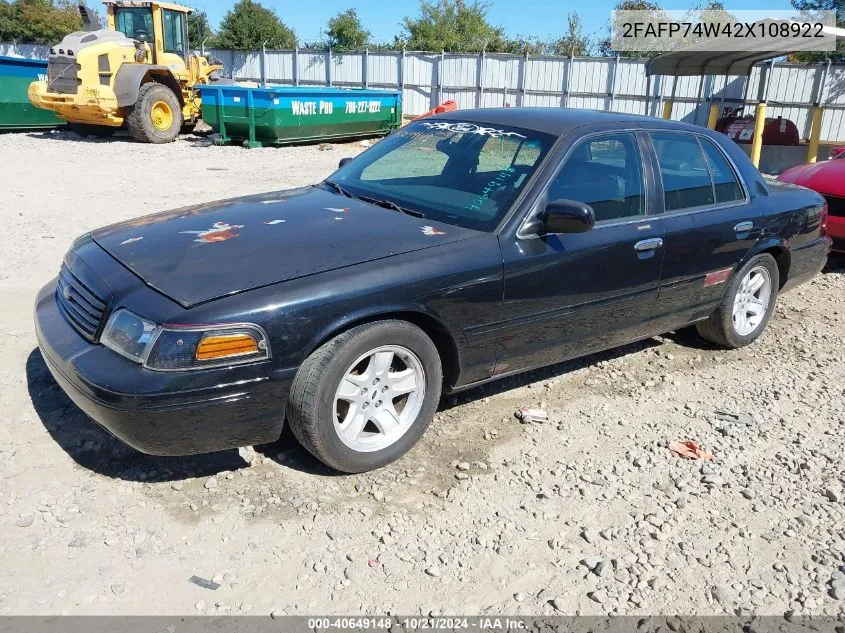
[{"left": 820, "top": 202, "right": 828, "bottom": 237}]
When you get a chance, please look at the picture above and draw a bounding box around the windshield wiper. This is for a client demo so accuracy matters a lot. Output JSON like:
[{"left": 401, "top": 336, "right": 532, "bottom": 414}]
[
  {"left": 323, "top": 180, "right": 354, "bottom": 198},
  {"left": 359, "top": 196, "right": 425, "bottom": 218}
]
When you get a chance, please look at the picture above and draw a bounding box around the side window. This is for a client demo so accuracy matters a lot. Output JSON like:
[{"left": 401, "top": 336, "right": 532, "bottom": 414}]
[
  {"left": 651, "top": 132, "right": 714, "bottom": 211},
  {"left": 699, "top": 137, "right": 744, "bottom": 203},
  {"left": 162, "top": 9, "right": 186, "bottom": 56},
  {"left": 548, "top": 133, "right": 645, "bottom": 223}
]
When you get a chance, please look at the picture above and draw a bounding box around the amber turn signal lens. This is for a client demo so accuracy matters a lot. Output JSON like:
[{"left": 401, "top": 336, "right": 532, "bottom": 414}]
[{"left": 196, "top": 333, "right": 259, "bottom": 360}]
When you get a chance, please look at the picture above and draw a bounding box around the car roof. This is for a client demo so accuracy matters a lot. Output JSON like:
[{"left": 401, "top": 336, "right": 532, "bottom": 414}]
[{"left": 428, "top": 107, "right": 706, "bottom": 137}]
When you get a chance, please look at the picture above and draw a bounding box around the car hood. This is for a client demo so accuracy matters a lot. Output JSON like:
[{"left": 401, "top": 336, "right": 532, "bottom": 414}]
[
  {"left": 91, "top": 186, "right": 478, "bottom": 307},
  {"left": 778, "top": 159, "right": 845, "bottom": 196}
]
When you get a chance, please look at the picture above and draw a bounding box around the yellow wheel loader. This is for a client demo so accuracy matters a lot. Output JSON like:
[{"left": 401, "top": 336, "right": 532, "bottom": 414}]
[{"left": 28, "top": 1, "right": 224, "bottom": 143}]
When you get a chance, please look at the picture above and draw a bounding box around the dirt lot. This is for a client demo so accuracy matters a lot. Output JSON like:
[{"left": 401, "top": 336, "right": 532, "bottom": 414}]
[{"left": 0, "top": 129, "right": 843, "bottom": 617}]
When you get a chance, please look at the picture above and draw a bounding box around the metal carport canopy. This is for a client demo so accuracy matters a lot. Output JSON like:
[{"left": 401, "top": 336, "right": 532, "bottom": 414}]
[{"left": 645, "top": 20, "right": 845, "bottom": 77}]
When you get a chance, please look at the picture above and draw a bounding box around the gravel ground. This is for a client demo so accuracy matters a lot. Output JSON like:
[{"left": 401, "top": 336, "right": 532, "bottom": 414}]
[{"left": 0, "top": 128, "right": 843, "bottom": 617}]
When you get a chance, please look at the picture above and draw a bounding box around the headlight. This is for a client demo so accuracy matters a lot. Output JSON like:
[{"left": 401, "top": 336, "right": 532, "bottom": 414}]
[
  {"left": 143, "top": 323, "right": 269, "bottom": 371},
  {"left": 100, "top": 310, "right": 269, "bottom": 371},
  {"left": 100, "top": 309, "right": 158, "bottom": 363}
]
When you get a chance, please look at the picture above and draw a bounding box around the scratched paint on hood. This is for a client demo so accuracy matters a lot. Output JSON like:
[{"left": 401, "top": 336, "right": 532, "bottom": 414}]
[
  {"left": 180, "top": 221, "right": 244, "bottom": 243},
  {"left": 421, "top": 225, "right": 446, "bottom": 236},
  {"left": 90, "top": 186, "right": 480, "bottom": 307}
]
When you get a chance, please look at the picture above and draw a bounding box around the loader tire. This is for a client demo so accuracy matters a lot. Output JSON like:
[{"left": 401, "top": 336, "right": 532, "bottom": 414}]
[
  {"left": 127, "top": 82, "right": 182, "bottom": 144},
  {"left": 67, "top": 123, "right": 118, "bottom": 138}
]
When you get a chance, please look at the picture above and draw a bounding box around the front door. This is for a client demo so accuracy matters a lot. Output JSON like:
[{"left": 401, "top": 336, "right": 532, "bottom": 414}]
[
  {"left": 644, "top": 131, "right": 762, "bottom": 332},
  {"left": 498, "top": 131, "right": 665, "bottom": 375}
]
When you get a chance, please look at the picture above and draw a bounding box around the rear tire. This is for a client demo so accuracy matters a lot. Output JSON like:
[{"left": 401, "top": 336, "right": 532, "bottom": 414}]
[
  {"left": 67, "top": 123, "right": 117, "bottom": 138},
  {"left": 286, "top": 320, "right": 443, "bottom": 473},
  {"left": 696, "top": 253, "right": 779, "bottom": 348},
  {"left": 126, "top": 82, "right": 182, "bottom": 144}
]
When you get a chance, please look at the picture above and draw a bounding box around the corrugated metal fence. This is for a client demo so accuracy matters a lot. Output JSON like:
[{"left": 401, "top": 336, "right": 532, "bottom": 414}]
[{"left": 3, "top": 41, "right": 844, "bottom": 141}]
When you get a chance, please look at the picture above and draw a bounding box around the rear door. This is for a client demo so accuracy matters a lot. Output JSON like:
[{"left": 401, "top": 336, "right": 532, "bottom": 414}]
[
  {"left": 497, "top": 131, "right": 665, "bottom": 374},
  {"left": 645, "top": 132, "right": 761, "bottom": 332}
]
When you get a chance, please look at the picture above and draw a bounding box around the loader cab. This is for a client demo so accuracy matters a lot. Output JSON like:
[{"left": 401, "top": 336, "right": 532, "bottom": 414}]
[{"left": 105, "top": 1, "right": 190, "bottom": 71}]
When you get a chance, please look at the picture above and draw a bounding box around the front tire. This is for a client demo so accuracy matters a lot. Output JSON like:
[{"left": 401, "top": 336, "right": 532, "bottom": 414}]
[
  {"left": 126, "top": 82, "right": 183, "bottom": 144},
  {"left": 696, "top": 253, "right": 779, "bottom": 348},
  {"left": 286, "top": 320, "right": 443, "bottom": 473}
]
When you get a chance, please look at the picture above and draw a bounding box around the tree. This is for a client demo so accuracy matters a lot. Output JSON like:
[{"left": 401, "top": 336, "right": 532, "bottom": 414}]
[
  {"left": 549, "top": 12, "right": 592, "bottom": 56},
  {"left": 0, "top": 0, "right": 16, "bottom": 40},
  {"left": 323, "top": 8, "right": 370, "bottom": 50},
  {"left": 598, "top": 0, "right": 668, "bottom": 57},
  {"left": 397, "top": 0, "right": 515, "bottom": 52},
  {"left": 188, "top": 9, "right": 213, "bottom": 49},
  {"left": 500, "top": 34, "right": 546, "bottom": 55},
  {"left": 215, "top": 0, "right": 296, "bottom": 50},
  {"left": 788, "top": 0, "right": 844, "bottom": 63},
  {"left": 674, "top": 1, "right": 737, "bottom": 48},
  {"left": 0, "top": 0, "right": 82, "bottom": 44}
]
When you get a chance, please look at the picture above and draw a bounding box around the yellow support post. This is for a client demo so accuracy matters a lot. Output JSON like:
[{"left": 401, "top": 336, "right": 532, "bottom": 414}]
[
  {"left": 707, "top": 104, "right": 720, "bottom": 130},
  {"left": 662, "top": 101, "right": 673, "bottom": 120},
  {"left": 807, "top": 105, "right": 823, "bottom": 164},
  {"left": 750, "top": 102, "right": 766, "bottom": 169}
]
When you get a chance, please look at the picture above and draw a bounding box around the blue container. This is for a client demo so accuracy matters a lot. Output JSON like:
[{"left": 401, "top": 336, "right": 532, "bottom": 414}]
[
  {"left": 0, "top": 56, "right": 64, "bottom": 130},
  {"left": 199, "top": 84, "right": 402, "bottom": 148}
]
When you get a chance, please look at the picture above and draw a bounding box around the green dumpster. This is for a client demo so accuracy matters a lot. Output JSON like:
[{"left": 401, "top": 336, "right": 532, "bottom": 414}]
[
  {"left": 0, "top": 56, "right": 64, "bottom": 130},
  {"left": 198, "top": 85, "right": 402, "bottom": 148}
]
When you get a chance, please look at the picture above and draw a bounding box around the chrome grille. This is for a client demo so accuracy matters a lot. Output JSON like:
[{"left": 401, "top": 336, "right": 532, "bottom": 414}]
[
  {"left": 47, "top": 56, "right": 80, "bottom": 94},
  {"left": 56, "top": 264, "right": 106, "bottom": 340}
]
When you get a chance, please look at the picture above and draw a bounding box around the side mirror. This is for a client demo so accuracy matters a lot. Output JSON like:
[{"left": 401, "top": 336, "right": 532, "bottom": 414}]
[
  {"left": 338, "top": 157, "right": 353, "bottom": 169},
  {"left": 542, "top": 199, "right": 595, "bottom": 234}
]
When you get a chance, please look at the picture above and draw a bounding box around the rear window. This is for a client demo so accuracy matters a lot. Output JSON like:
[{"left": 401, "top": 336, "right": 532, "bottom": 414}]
[
  {"left": 699, "top": 137, "right": 744, "bottom": 203},
  {"left": 651, "top": 132, "right": 747, "bottom": 212},
  {"left": 651, "top": 132, "right": 714, "bottom": 211}
]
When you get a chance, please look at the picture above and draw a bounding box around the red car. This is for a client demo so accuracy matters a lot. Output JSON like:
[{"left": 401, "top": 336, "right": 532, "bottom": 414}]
[{"left": 779, "top": 154, "right": 844, "bottom": 253}]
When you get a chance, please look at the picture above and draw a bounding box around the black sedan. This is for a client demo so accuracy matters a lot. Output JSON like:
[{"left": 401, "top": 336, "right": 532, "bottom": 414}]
[{"left": 35, "top": 108, "right": 831, "bottom": 473}]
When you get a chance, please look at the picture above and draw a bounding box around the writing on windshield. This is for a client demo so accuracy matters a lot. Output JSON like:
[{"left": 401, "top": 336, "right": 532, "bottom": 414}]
[{"left": 332, "top": 120, "right": 555, "bottom": 232}]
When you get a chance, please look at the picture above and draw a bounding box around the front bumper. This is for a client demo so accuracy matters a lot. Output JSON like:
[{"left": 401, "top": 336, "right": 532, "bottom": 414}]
[
  {"left": 35, "top": 279, "right": 292, "bottom": 456},
  {"left": 28, "top": 81, "right": 123, "bottom": 126},
  {"left": 828, "top": 215, "right": 845, "bottom": 253}
]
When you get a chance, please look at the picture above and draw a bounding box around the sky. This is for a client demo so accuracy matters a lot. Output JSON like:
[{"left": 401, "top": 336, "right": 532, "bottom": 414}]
[{"left": 196, "top": 0, "right": 799, "bottom": 47}]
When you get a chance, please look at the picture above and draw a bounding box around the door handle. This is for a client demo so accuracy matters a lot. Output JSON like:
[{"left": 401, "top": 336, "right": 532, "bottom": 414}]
[
  {"left": 734, "top": 221, "right": 754, "bottom": 232},
  {"left": 634, "top": 238, "right": 663, "bottom": 252}
]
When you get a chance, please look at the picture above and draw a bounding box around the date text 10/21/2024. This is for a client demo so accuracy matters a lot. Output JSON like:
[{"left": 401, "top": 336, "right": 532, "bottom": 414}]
[{"left": 307, "top": 617, "right": 528, "bottom": 630}]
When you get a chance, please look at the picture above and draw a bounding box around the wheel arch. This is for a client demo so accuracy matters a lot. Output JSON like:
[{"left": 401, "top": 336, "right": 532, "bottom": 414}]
[
  {"left": 114, "top": 64, "right": 184, "bottom": 107},
  {"left": 303, "top": 309, "right": 462, "bottom": 391},
  {"left": 743, "top": 238, "right": 791, "bottom": 289}
]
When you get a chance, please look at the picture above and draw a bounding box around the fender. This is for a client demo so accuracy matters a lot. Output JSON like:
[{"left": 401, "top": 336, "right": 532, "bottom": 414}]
[
  {"left": 113, "top": 65, "right": 183, "bottom": 107},
  {"left": 737, "top": 234, "right": 791, "bottom": 288},
  {"left": 300, "top": 303, "right": 463, "bottom": 388}
]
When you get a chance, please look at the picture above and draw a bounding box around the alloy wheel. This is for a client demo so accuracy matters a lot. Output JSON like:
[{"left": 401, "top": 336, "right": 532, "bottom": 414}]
[
  {"left": 732, "top": 265, "right": 772, "bottom": 336},
  {"left": 332, "top": 345, "right": 426, "bottom": 452}
]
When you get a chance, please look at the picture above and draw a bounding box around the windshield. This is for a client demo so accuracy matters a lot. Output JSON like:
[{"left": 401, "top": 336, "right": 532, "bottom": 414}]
[
  {"left": 114, "top": 7, "right": 154, "bottom": 41},
  {"left": 331, "top": 120, "right": 556, "bottom": 231}
]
